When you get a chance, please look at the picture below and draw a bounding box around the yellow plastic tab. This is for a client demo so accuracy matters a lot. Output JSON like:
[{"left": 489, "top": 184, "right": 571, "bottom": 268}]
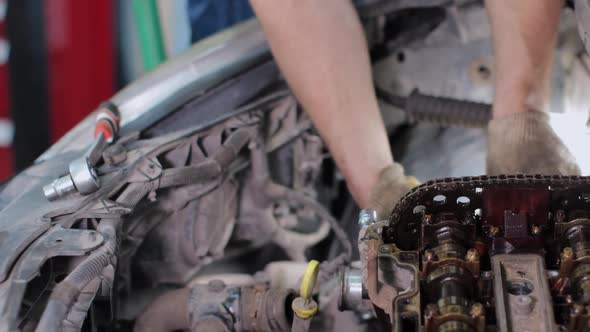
[
  {"left": 292, "top": 299, "right": 318, "bottom": 319},
  {"left": 300, "top": 260, "right": 320, "bottom": 300},
  {"left": 405, "top": 176, "right": 421, "bottom": 189}
]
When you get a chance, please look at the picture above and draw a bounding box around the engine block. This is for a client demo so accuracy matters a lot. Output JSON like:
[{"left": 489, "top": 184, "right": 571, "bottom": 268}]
[{"left": 356, "top": 175, "right": 590, "bottom": 332}]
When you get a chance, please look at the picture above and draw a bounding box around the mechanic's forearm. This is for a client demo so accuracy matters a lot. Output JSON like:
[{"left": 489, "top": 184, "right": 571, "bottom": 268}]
[
  {"left": 485, "top": 0, "right": 563, "bottom": 117},
  {"left": 250, "top": 0, "right": 393, "bottom": 207}
]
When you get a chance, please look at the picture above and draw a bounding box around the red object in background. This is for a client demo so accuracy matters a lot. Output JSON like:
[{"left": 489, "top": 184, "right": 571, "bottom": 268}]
[
  {"left": 0, "top": 1, "right": 13, "bottom": 181},
  {"left": 44, "top": 0, "right": 114, "bottom": 142}
]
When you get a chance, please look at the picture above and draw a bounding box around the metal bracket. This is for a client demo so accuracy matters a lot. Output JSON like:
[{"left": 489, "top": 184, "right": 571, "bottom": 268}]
[
  {"left": 127, "top": 157, "right": 163, "bottom": 182},
  {"left": 0, "top": 226, "right": 104, "bottom": 331}
]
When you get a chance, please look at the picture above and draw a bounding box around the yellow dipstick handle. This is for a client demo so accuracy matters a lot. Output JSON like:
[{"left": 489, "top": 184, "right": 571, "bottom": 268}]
[
  {"left": 300, "top": 260, "right": 319, "bottom": 300},
  {"left": 292, "top": 260, "right": 320, "bottom": 319}
]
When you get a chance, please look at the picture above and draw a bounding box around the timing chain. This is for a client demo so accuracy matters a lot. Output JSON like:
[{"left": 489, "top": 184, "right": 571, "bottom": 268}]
[{"left": 388, "top": 174, "right": 590, "bottom": 228}]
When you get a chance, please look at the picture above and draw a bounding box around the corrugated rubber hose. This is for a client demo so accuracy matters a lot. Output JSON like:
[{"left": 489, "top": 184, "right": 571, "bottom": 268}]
[
  {"left": 376, "top": 87, "right": 492, "bottom": 128},
  {"left": 35, "top": 220, "right": 118, "bottom": 332}
]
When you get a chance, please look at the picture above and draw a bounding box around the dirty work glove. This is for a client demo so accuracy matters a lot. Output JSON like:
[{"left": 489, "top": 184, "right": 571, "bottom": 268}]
[
  {"left": 367, "top": 163, "right": 417, "bottom": 220},
  {"left": 487, "top": 111, "right": 581, "bottom": 176}
]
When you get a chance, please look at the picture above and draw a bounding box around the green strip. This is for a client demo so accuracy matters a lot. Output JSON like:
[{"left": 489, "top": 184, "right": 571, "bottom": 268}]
[{"left": 132, "top": 0, "right": 166, "bottom": 71}]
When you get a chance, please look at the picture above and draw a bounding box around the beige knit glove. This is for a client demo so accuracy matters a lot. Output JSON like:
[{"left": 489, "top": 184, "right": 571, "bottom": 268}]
[
  {"left": 487, "top": 111, "right": 580, "bottom": 175},
  {"left": 367, "top": 163, "right": 416, "bottom": 220}
]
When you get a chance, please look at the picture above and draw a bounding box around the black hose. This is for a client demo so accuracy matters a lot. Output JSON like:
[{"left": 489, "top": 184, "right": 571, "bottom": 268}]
[
  {"left": 375, "top": 86, "right": 407, "bottom": 109},
  {"left": 376, "top": 87, "right": 492, "bottom": 128}
]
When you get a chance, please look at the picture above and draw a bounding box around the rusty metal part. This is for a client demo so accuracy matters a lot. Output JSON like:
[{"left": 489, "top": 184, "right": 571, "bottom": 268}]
[
  {"left": 554, "top": 219, "right": 590, "bottom": 331},
  {"left": 134, "top": 288, "right": 192, "bottom": 332},
  {"left": 371, "top": 174, "right": 590, "bottom": 331},
  {"left": 554, "top": 221, "right": 590, "bottom": 307},
  {"left": 362, "top": 235, "right": 420, "bottom": 331},
  {"left": 421, "top": 219, "right": 483, "bottom": 332},
  {"left": 492, "top": 254, "right": 557, "bottom": 332},
  {"left": 241, "top": 284, "right": 295, "bottom": 332},
  {"left": 135, "top": 281, "right": 295, "bottom": 332},
  {"left": 424, "top": 302, "right": 485, "bottom": 332}
]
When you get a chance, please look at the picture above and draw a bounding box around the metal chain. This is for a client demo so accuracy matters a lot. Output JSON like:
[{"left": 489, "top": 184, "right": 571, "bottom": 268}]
[{"left": 386, "top": 174, "right": 590, "bottom": 245}]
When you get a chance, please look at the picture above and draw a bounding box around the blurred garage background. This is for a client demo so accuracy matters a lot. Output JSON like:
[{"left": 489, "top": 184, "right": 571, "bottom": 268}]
[{"left": 0, "top": 0, "right": 254, "bottom": 182}]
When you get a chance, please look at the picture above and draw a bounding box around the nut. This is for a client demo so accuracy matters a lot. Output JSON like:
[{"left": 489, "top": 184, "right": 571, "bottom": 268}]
[
  {"left": 470, "top": 303, "right": 484, "bottom": 317},
  {"left": 358, "top": 209, "right": 377, "bottom": 227},
  {"left": 424, "top": 250, "right": 436, "bottom": 262},
  {"left": 489, "top": 226, "right": 500, "bottom": 237},
  {"left": 562, "top": 247, "right": 574, "bottom": 261},
  {"left": 465, "top": 249, "right": 479, "bottom": 263}
]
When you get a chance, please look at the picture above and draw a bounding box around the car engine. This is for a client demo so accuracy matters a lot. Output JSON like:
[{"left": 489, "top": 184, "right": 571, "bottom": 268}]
[{"left": 355, "top": 175, "right": 590, "bottom": 331}]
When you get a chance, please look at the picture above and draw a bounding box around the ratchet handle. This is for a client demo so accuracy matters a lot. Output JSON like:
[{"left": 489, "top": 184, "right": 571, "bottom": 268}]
[{"left": 94, "top": 102, "right": 120, "bottom": 143}]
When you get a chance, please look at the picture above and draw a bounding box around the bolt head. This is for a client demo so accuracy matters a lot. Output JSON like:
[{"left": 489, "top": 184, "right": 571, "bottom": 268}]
[
  {"left": 562, "top": 247, "right": 574, "bottom": 261},
  {"left": 424, "top": 250, "right": 436, "bottom": 262},
  {"left": 358, "top": 209, "right": 377, "bottom": 227},
  {"left": 470, "top": 303, "right": 484, "bottom": 317},
  {"left": 465, "top": 249, "right": 479, "bottom": 262},
  {"left": 422, "top": 214, "right": 433, "bottom": 225},
  {"left": 489, "top": 226, "right": 500, "bottom": 237}
]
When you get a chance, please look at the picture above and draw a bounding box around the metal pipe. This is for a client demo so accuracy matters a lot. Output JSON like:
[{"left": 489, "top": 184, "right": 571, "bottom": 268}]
[
  {"left": 38, "top": 19, "right": 270, "bottom": 162},
  {"left": 134, "top": 288, "right": 192, "bottom": 332},
  {"left": 113, "top": 19, "right": 270, "bottom": 134}
]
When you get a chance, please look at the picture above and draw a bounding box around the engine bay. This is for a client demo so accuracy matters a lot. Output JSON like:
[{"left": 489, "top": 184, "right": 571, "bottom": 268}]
[{"left": 1, "top": 1, "right": 590, "bottom": 331}]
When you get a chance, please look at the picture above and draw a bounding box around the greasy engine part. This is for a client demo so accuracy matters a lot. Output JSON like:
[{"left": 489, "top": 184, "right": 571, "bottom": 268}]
[
  {"left": 492, "top": 254, "right": 556, "bottom": 332},
  {"left": 0, "top": 16, "right": 357, "bottom": 332},
  {"left": 375, "top": 88, "right": 492, "bottom": 128},
  {"left": 347, "top": 175, "right": 590, "bottom": 332},
  {"left": 134, "top": 280, "right": 295, "bottom": 332},
  {"left": 11, "top": 93, "right": 351, "bottom": 332},
  {"left": 555, "top": 219, "right": 590, "bottom": 330},
  {"left": 123, "top": 96, "right": 349, "bottom": 288},
  {"left": 421, "top": 220, "right": 483, "bottom": 332}
]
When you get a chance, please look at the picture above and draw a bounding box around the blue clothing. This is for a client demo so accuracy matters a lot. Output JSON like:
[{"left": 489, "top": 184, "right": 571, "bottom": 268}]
[{"left": 188, "top": 0, "right": 254, "bottom": 42}]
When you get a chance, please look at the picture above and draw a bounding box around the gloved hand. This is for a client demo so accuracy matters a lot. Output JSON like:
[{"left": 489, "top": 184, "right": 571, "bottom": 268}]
[
  {"left": 487, "top": 111, "right": 581, "bottom": 175},
  {"left": 367, "top": 163, "right": 416, "bottom": 220}
]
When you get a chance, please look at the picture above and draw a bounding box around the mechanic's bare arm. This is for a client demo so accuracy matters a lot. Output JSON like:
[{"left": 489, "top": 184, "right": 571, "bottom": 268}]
[
  {"left": 249, "top": 0, "right": 396, "bottom": 207},
  {"left": 485, "top": 0, "right": 579, "bottom": 175},
  {"left": 486, "top": 0, "right": 563, "bottom": 117}
]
